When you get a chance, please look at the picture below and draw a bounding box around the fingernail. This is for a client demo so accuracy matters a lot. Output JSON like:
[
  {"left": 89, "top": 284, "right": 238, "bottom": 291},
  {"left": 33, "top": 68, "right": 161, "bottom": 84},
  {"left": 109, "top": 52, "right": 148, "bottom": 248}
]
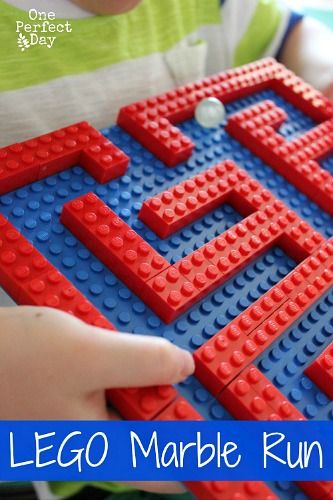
[{"left": 179, "top": 349, "right": 195, "bottom": 378}]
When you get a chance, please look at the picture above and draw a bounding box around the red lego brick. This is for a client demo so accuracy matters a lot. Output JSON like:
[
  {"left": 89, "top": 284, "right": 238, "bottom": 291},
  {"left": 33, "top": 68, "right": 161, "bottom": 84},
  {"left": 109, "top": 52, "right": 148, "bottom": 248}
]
[
  {"left": 204, "top": 205, "right": 283, "bottom": 267},
  {"left": 141, "top": 203, "right": 296, "bottom": 324},
  {"left": 204, "top": 201, "right": 321, "bottom": 280},
  {"left": 139, "top": 159, "right": 272, "bottom": 238},
  {"left": 277, "top": 210, "right": 325, "bottom": 262},
  {"left": 246, "top": 295, "right": 323, "bottom": 366},
  {"left": 140, "top": 158, "right": 323, "bottom": 263},
  {"left": 118, "top": 107, "right": 194, "bottom": 167},
  {"left": 0, "top": 219, "right": 51, "bottom": 301},
  {"left": 295, "top": 161, "right": 333, "bottom": 216},
  {"left": 84, "top": 310, "right": 115, "bottom": 331},
  {"left": 226, "top": 99, "right": 296, "bottom": 157},
  {"left": 185, "top": 481, "right": 278, "bottom": 500},
  {"left": 296, "top": 482, "right": 333, "bottom": 499},
  {"left": 297, "top": 160, "right": 333, "bottom": 213},
  {"left": 274, "top": 123, "right": 333, "bottom": 212},
  {"left": 272, "top": 68, "right": 333, "bottom": 121},
  {"left": 258, "top": 238, "right": 333, "bottom": 305},
  {"left": 139, "top": 163, "right": 234, "bottom": 238},
  {"left": 18, "top": 268, "right": 79, "bottom": 308},
  {"left": 106, "top": 385, "right": 178, "bottom": 420},
  {"left": 219, "top": 372, "right": 281, "bottom": 421},
  {"left": 227, "top": 100, "right": 333, "bottom": 217},
  {"left": 60, "top": 192, "right": 113, "bottom": 247},
  {"left": 194, "top": 244, "right": 333, "bottom": 397},
  {"left": 0, "top": 215, "right": 116, "bottom": 331},
  {"left": 176, "top": 249, "right": 222, "bottom": 300},
  {"left": 294, "top": 238, "right": 333, "bottom": 294},
  {"left": 183, "top": 207, "right": 285, "bottom": 294},
  {"left": 305, "top": 342, "right": 333, "bottom": 400},
  {"left": 219, "top": 365, "right": 304, "bottom": 420},
  {"left": 61, "top": 193, "right": 170, "bottom": 295},
  {"left": 209, "top": 60, "right": 277, "bottom": 104},
  {"left": 153, "top": 396, "right": 203, "bottom": 421},
  {"left": 193, "top": 275, "right": 299, "bottom": 395},
  {"left": 80, "top": 138, "right": 129, "bottom": 184},
  {"left": 285, "top": 119, "right": 333, "bottom": 164},
  {"left": 0, "top": 122, "right": 129, "bottom": 196},
  {"left": 246, "top": 242, "right": 333, "bottom": 337},
  {"left": 225, "top": 280, "right": 288, "bottom": 335},
  {"left": 182, "top": 58, "right": 278, "bottom": 110},
  {"left": 141, "top": 265, "right": 196, "bottom": 323},
  {"left": 17, "top": 267, "right": 115, "bottom": 330},
  {"left": 194, "top": 322, "right": 255, "bottom": 397},
  {"left": 0, "top": 142, "right": 40, "bottom": 194},
  {"left": 244, "top": 366, "right": 305, "bottom": 420},
  {"left": 37, "top": 122, "right": 129, "bottom": 183},
  {"left": 230, "top": 172, "right": 277, "bottom": 217},
  {"left": 35, "top": 122, "right": 90, "bottom": 178}
]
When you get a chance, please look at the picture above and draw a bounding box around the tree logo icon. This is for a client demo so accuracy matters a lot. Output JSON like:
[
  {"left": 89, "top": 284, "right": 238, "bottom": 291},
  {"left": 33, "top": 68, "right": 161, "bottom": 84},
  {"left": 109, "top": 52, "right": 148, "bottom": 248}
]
[{"left": 17, "top": 33, "right": 31, "bottom": 51}]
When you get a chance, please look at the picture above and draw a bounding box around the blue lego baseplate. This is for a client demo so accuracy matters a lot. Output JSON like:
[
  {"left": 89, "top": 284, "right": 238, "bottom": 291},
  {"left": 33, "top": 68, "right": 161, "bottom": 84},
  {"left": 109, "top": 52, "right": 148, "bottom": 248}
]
[{"left": 1, "top": 88, "right": 332, "bottom": 499}]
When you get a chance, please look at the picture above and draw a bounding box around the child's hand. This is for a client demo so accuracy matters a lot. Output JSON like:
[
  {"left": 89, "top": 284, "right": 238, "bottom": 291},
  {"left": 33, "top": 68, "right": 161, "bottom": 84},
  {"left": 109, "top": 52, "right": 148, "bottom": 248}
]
[{"left": 0, "top": 306, "right": 194, "bottom": 420}]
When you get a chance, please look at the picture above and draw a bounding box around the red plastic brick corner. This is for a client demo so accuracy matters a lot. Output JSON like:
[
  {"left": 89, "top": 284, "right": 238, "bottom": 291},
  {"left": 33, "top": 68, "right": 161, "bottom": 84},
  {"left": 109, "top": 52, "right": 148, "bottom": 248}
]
[
  {"left": 106, "top": 385, "right": 178, "bottom": 420},
  {"left": 0, "top": 214, "right": 116, "bottom": 331},
  {"left": 305, "top": 342, "right": 333, "bottom": 400},
  {"left": 227, "top": 100, "right": 333, "bottom": 216},
  {"left": 194, "top": 238, "right": 333, "bottom": 396},
  {"left": 219, "top": 365, "right": 305, "bottom": 421},
  {"left": 0, "top": 122, "right": 129, "bottom": 195},
  {"left": 154, "top": 396, "right": 203, "bottom": 421},
  {"left": 185, "top": 481, "right": 278, "bottom": 500},
  {"left": 61, "top": 192, "right": 170, "bottom": 296},
  {"left": 118, "top": 58, "right": 333, "bottom": 167}
]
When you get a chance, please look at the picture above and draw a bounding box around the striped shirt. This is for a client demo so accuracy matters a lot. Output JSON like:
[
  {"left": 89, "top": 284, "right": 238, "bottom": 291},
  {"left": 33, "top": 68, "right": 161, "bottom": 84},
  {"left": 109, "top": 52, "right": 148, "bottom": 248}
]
[{"left": 0, "top": 0, "right": 302, "bottom": 147}]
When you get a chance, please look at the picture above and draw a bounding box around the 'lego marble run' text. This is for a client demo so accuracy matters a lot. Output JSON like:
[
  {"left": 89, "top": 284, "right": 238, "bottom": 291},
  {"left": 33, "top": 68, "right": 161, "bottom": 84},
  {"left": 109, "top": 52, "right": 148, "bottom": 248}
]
[{"left": 8, "top": 430, "right": 324, "bottom": 472}]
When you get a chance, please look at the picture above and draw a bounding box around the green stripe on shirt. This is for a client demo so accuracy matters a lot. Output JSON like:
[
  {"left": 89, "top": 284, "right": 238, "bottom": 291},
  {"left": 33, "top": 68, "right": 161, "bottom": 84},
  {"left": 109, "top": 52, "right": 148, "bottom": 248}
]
[
  {"left": 0, "top": 0, "right": 220, "bottom": 92},
  {"left": 234, "top": 0, "right": 283, "bottom": 66}
]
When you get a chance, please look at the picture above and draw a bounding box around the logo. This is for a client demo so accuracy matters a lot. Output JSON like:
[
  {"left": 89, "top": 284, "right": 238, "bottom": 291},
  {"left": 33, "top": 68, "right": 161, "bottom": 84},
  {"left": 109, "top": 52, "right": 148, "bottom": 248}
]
[{"left": 16, "top": 9, "right": 72, "bottom": 51}]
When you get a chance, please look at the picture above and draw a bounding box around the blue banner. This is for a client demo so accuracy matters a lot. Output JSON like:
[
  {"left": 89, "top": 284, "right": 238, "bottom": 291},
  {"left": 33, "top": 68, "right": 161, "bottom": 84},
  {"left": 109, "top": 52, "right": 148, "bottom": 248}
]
[{"left": 0, "top": 421, "right": 332, "bottom": 481}]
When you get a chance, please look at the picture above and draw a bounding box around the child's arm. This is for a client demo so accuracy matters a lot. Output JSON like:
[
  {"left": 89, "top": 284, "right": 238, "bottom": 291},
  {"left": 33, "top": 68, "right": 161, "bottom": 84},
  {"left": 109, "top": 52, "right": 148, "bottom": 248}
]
[
  {"left": 0, "top": 306, "right": 194, "bottom": 420},
  {"left": 280, "top": 16, "right": 333, "bottom": 99}
]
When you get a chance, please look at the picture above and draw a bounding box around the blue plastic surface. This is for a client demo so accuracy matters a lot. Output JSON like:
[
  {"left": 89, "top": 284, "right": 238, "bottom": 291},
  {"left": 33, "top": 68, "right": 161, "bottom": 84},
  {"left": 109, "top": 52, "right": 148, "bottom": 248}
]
[{"left": 1, "top": 88, "right": 333, "bottom": 499}]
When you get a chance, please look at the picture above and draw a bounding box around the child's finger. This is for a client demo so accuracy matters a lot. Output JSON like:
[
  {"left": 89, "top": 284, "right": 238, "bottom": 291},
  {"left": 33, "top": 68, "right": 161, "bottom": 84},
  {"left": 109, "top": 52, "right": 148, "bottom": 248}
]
[{"left": 80, "top": 327, "right": 194, "bottom": 390}]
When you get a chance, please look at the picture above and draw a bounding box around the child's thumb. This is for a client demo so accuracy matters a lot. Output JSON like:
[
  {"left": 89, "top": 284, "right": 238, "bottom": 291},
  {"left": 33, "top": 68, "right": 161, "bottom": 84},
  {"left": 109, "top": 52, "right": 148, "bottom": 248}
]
[{"left": 79, "top": 327, "right": 194, "bottom": 391}]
